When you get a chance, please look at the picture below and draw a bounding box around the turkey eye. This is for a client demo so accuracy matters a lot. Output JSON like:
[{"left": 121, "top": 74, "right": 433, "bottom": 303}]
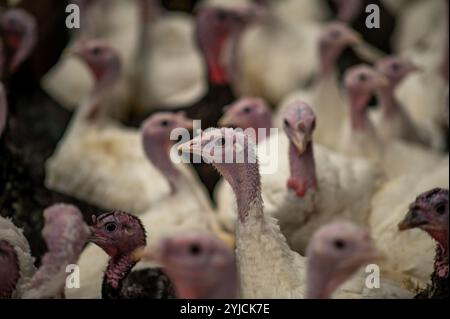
[
  {"left": 189, "top": 244, "right": 202, "bottom": 256},
  {"left": 358, "top": 73, "right": 368, "bottom": 82},
  {"left": 391, "top": 63, "right": 401, "bottom": 72},
  {"left": 92, "top": 47, "right": 101, "bottom": 55},
  {"left": 333, "top": 239, "right": 346, "bottom": 250},
  {"left": 330, "top": 30, "right": 341, "bottom": 38},
  {"left": 160, "top": 120, "right": 169, "bottom": 127},
  {"left": 217, "top": 137, "right": 226, "bottom": 146},
  {"left": 105, "top": 222, "right": 117, "bottom": 233},
  {"left": 283, "top": 119, "right": 290, "bottom": 128},
  {"left": 435, "top": 204, "right": 446, "bottom": 215},
  {"left": 243, "top": 107, "right": 252, "bottom": 114}
]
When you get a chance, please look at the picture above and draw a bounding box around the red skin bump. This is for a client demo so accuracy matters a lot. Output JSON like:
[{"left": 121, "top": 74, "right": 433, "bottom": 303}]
[{"left": 287, "top": 178, "right": 307, "bottom": 198}]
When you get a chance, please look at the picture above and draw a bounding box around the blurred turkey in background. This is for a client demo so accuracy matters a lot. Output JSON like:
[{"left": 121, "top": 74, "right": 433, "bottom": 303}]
[{"left": 0, "top": 0, "right": 448, "bottom": 300}]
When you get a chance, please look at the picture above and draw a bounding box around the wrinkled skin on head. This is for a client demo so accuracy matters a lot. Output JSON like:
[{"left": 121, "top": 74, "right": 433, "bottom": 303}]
[
  {"left": 155, "top": 233, "right": 238, "bottom": 299},
  {"left": 0, "top": 240, "right": 20, "bottom": 299},
  {"left": 41, "top": 204, "right": 90, "bottom": 255},
  {"left": 24, "top": 204, "right": 90, "bottom": 297},
  {"left": 306, "top": 222, "right": 379, "bottom": 299},
  {"left": 178, "top": 127, "right": 256, "bottom": 167},
  {"left": 399, "top": 188, "right": 449, "bottom": 279},
  {"left": 0, "top": 9, "right": 37, "bottom": 73},
  {"left": 376, "top": 56, "right": 420, "bottom": 87},
  {"left": 399, "top": 188, "right": 449, "bottom": 248},
  {"left": 282, "top": 101, "right": 316, "bottom": 155},
  {"left": 90, "top": 211, "right": 146, "bottom": 258}
]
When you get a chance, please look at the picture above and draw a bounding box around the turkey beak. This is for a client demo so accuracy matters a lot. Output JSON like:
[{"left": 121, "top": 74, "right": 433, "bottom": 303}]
[
  {"left": 87, "top": 227, "right": 97, "bottom": 242},
  {"left": 398, "top": 209, "right": 428, "bottom": 231},
  {"left": 374, "top": 72, "right": 390, "bottom": 89},
  {"left": 218, "top": 113, "right": 234, "bottom": 127},
  {"left": 291, "top": 131, "right": 309, "bottom": 154},
  {"left": 347, "top": 30, "right": 363, "bottom": 46},
  {"left": 133, "top": 246, "right": 155, "bottom": 262}
]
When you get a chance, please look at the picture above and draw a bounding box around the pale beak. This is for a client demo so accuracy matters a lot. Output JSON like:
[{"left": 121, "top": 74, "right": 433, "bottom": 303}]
[
  {"left": 218, "top": 114, "right": 234, "bottom": 127},
  {"left": 290, "top": 131, "right": 309, "bottom": 154},
  {"left": 347, "top": 30, "right": 363, "bottom": 46},
  {"left": 374, "top": 72, "right": 390, "bottom": 89}
]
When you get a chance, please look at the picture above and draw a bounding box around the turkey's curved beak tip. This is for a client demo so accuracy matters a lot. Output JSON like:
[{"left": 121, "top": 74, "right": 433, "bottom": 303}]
[
  {"left": 398, "top": 210, "right": 428, "bottom": 231},
  {"left": 218, "top": 114, "right": 233, "bottom": 128}
]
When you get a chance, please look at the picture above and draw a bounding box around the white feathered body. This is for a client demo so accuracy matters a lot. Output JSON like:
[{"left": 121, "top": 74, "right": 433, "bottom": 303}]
[
  {"left": 236, "top": 203, "right": 412, "bottom": 298},
  {"left": 370, "top": 156, "right": 449, "bottom": 290}
]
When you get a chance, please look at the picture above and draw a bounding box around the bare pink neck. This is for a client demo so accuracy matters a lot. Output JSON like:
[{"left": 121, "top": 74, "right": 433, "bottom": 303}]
[
  {"left": 105, "top": 253, "right": 136, "bottom": 290},
  {"left": 222, "top": 162, "right": 263, "bottom": 222},
  {"left": 348, "top": 90, "right": 370, "bottom": 131},
  {"left": 249, "top": 116, "right": 273, "bottom": 144},
  {"left": 306, "top": 259, "right": 336, "bottom": 299},
  {"left": 287, "top": 142, "right": 317, "bottom": 197},
  {"left": 377, "top": 86, "right": 402, "bottom": 117},
  {"left": 144, "top": 136, "right": 179, "bottom": 194}
]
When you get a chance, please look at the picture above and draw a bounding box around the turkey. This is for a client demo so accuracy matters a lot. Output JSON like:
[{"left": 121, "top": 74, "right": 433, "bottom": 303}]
[
  {"left": 273, "top": 22, "right": 362, "bottom": 149},
  {"left": 66, "top": 113, "right": 233, "bottom": 299},
  {"left": 370, "top": 158, "right": 449, "bottom": 292},
  {"left": 89, "top": 211, "right": 175, "bottom": 299},
  {"left": 130, "top": 0, "right": 205, "bottom": 113},
  {"left": 370, "top": 56, "right": 423, "bottom": 145},
  {"left": 178, "top": 127, "right": 412, "bottom": 298},
  {"left": 216, "top": 100, "right": 382, "bottom": 253},
  {"left": 45, "top": 42, "right": 193, "bottom": 214},
  {"left": 305, "top": 222, "right": 383, "bottom": 299},
  {"left": 398, "top": 188, "right": 448, "bottom": 299},
  {"left": 138, "top": 233, "right": 239, "bottom": 299},
  {"left": 0, "top": 204, "right": 89, "bottom": 299},
  {"left": 338, "top": 64, "right": 443, "bottom": 179},
  {"left": 41, "top": 0, "right": 139, "bottom": 111},
  {"left": 211, "top": 0, "right": 382, "bottom": 106},
  {"left": 0, "top": 8, "right": 37, "bottom": 81}
]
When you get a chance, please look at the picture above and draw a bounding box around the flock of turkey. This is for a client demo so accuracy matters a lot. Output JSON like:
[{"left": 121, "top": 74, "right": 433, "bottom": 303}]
[{"left": 0, "top": 0, "right": 448, "bottom": 299}]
